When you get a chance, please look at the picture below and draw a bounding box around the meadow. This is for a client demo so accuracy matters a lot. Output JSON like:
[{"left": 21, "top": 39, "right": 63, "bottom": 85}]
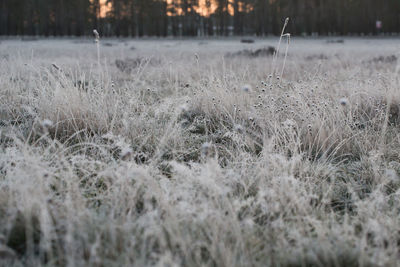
[{"left": 1, "top": 36, "right": 400, "bottom": 266}]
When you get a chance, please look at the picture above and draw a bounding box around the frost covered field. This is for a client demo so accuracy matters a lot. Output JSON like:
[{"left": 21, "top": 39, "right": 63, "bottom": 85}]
[{"left": 1, "top": 37, "right": 400, "bottom": 266}]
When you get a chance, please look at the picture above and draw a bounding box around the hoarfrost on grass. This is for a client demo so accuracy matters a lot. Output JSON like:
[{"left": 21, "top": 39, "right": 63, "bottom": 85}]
[{"left": 1, "top": 38, "right": 400, "bottom": 266}]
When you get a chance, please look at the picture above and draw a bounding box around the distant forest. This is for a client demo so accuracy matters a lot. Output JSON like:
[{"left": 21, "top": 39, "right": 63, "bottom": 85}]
[{"left": 1, "top": 0, "right": 400, "bottom": 37}]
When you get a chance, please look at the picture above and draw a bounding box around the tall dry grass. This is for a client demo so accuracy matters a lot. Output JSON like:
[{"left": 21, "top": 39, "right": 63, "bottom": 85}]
[{"left": 1, "top": 37, "right": 400, "bottom": 266}]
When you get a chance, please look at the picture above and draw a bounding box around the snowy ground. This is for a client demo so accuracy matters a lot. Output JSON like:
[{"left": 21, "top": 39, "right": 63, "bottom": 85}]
[{"left": 1, "top": 37, "right": 400, "bottom": 266}]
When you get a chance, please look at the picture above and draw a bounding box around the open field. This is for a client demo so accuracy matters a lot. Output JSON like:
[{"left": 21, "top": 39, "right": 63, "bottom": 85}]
[{"left": 1, "top": 37, "right": 400, "bottom": 266}]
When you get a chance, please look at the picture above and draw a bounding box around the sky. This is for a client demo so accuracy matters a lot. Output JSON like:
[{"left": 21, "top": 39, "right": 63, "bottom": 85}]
[
  {"left": 100, "top": 0, "right": 112, "bottom": 18},
  {"left": 169, "top": 0, "right": 220, "bottom": 16},
  {"left": 99, "top": 0, "right": 238, "bottom": 18}
]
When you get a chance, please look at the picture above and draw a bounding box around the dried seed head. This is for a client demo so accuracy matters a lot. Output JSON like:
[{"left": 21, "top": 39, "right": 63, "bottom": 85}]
[
  {"left": 120, "top": 147, "right": 132, "bottom": 161},
  {"left": 234, "top": 124, "right": 244, "bottom": 133},
  {"left": 180, "top": 104, "right": 189, "bottom": 112},
  {"left": 242, "top": 84, "right": 251, "bottom": 93},
  {"left": 339, "top": 98, "right": 348, "bottom": 106},
  {"left": 93, "top": 29, "right": 100, "bottom": 42},
  {"left": 201, "top": 142, "right": 212, "bottom": 158},
  {"left": 42, "top": 119, "right": 53, "bottom": 129}
]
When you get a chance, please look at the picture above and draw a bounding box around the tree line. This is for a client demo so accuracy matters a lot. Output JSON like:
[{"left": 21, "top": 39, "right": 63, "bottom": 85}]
[{"left": 1, "top": 0, "right": 400, "bottom": 37}]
